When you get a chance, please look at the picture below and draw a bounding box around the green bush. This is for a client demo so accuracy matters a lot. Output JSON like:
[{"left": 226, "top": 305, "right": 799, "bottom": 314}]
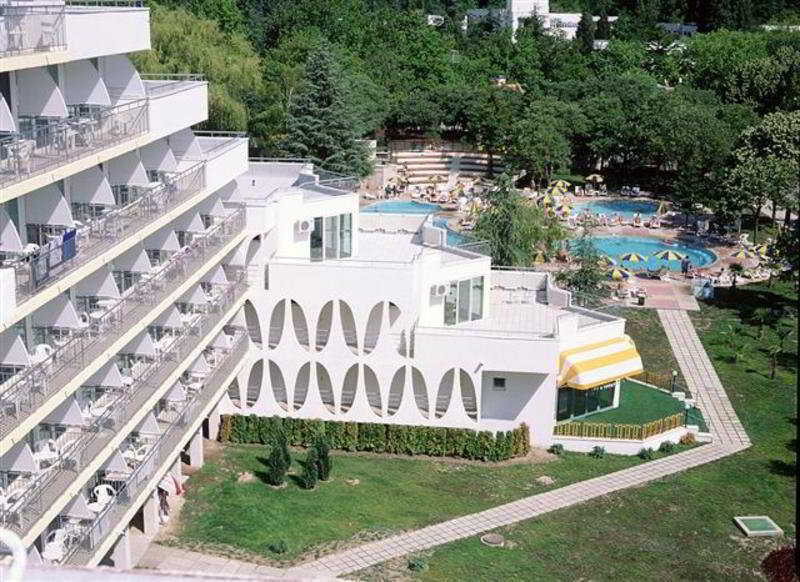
[
  {"left": 267, "top": 539, "right": 288, "bottom": 554},
  {"left": 265, "top": 445, "right": 287, "bottom": 486},
  {"left": 299, "top": 447, "right": 318, "bottom": 490},
  {"left": 638, "top": 447, "right": 655, "bottom": 460},
  {"left": 548, "top": 443, "right": 564, "bottom": 455},
  {"left": 217, "top": 415, "right": 531, "bottom": 461},
  {"left": 589, "top": 446, "right": 605, "bottom": 458},
  {"left": 314, "top": 436, "right": 332, "bottom": 481},
  {"left": 407, "top": 556, "right": 428, "bottom": 572},
  {"left": 658, "top": 440, "right": 675, "bottom": 453}
]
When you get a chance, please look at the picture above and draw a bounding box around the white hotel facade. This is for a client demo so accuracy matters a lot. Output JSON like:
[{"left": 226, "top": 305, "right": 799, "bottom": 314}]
[{"left": 0, "top": 0, "right": 645, "bottom": 571}]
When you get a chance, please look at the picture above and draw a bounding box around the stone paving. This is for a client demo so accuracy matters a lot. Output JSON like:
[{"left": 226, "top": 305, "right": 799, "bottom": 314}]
[{"left": 139, "top": 308, "right": 751, "bottom": 579}]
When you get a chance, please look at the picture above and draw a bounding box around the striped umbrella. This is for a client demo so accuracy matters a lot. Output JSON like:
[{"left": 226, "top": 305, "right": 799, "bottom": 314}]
[
  {"left": 608, "top": 268, "right": 631, "bottom": 281},
  {"left": 597, "top": 255, "right": 616, "bottom": 267},
  {"left": 731, "top": 248, "right": 753, "bottom": 259},
  {"left": 620, "top": 252, "right": 648, "bottom": 263},
  {"left": 653, "top": 249, "right": 686, "bottom": 261},
  {"left": 533, "top": 250, "right": 549, "bottom": 264},
  {"left": 753, "top": 244, "right": 769, "bottom": 256},
  {"left": 538, "top": 193, "right": 554, "bottom": 206},
  {"left": 550, "top": 179, "right": 571, "bottom": 190},
  {"left": 586, "top": 174, "right": 603, "bottom": 183},
  {"left": 555, "top": 203, "right": 572, "bottom": 214}
]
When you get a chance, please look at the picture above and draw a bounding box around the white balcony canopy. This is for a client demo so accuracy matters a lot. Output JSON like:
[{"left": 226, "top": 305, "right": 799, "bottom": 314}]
[
  {"left": 0, "top": 95, "right": 15, "bottom": 132},
  {"left": 0, "top": 331, "right": 30, "bottom": 367},
  {"left": 135, "top": 411, "right": 160, "bottom": 434},
  {"left": 25, "top": 185, "right": 75, "bottom": 228},
  {"left": 113, "top": 246, "right": 152, "bottom": 274},
  {"left": 122, "top": 331, "right": 157, "bottom": 357},
  {"left": 168, "top": 128, "right": 203, "bottom": 161},
  {"left": 140, "top": 139, "right": 178, "bottom": 172},
  {"left": 74, "top": 267, "right": 121, "bottom": 299},
  {"left": 84, "top": 362, "right": 125, "bottom": 388},
  {"left": 108, "top": 151, "right": 150, "bottom": 187},
  {"left": 16, "top": 67, "right": 68, "bottom": 118},
  {"left": 102, "top": 449, "right": 130, "bottom": 474},
  {"left": 153, "top": 305, "right": 182, "bottom": 329},
  {"left": 180, "top": 286, "right": 210, "bottom": 306},
  {"left": 64, "top": 60, "right": 111, "bottom": 107},
  {"left": 210, "top": 332, "right": 233, "bottom": 350},
  {"left": 218, "top": 180, "right": 242, "bottom": 204},
  {"left": 0, "top": 208, "right": 23, "bottom": 253},
  {"left": 228, "top": 307, "right": 247, "bottom": 328},
  {"left": 69, "top": 166, "right": 116, "bottom": 206},
  {"left": 62, "top": 493, "right": 95, "bottom": 520},
  {"left": 144, "top": 228, "right": 181, "bottom": 253},
  {"left": 102, "top": 54, "right": 146, "bottom": 104},
  {"left": 174, "top": 212, "right": 205, "bottom": 233},
  {"left": 44, "top": 396, "right": 85, "bottom": 426},
  {"left": 201, "top": 265, "right": 228, "bottom": 285},
  {"left": 32, "top": 295, "right": 82, "bottom": 329},
  {"left": 165, "top": 382, "right": 186, "bottom": 402},
  {"left": 27, "top": 545, "right": 42, "bottom": 567},
  {"left": 3, "top": 441, "right": 37, "bottom": 473},
  {"left": 198, "top": 196, "right": 226, "bottom": 218},
  {"left": 187, "top": 354, "right": 211, "bottom": 376}
]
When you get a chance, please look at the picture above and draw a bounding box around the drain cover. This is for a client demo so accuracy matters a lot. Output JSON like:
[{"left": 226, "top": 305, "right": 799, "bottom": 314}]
[{"left": 480, "top": 533, "right": 505, "bottom": 547}]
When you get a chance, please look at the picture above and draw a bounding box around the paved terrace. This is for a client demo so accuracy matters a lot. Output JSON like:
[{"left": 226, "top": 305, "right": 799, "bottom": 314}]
[{"left": 139, "top": 309, "right": 750, "bottom": 579}]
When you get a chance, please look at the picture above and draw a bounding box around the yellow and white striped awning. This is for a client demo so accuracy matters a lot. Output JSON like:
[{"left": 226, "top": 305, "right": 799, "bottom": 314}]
[{"left": 558, "top": 335, "right": 643, "bottom": 390}]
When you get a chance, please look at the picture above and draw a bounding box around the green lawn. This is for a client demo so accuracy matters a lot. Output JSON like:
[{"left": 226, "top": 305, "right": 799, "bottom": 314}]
[
  {"left": 359, "top": 281, "right": 796, "bottom": 582},
  {"left": 583, "top": 379, "right": 685, "bottom": 425},
  {"left": 618, "top": 308, "right": 687, "bottom": 388},
  {"left": 167, "top": 443, "right": 692, "bottom": 564}
]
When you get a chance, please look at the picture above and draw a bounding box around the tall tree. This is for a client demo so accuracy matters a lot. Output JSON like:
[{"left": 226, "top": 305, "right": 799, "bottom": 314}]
[
  {"left": 576, "top": 12, "right": 596, "bottom": 55},
  {"left": 596, "top": 11, "right": 612, "bottom": 40},
  {"left": 283, "top": 42, "right": 372, "bottom": 177}
]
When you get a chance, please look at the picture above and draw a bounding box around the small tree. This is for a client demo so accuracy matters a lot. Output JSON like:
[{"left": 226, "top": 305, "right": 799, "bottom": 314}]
[
  {"left": 299, "top": 447, "right": 319, "bottom": 490},
  {"left": 277, "top": 431, "right": 291, "bottom": 472},
  {"left": 596, "top": 11, "right": 611, "bottom": 40},
  {"left": 576, "top": 12, "right": 596, "bottom": 54},
  {"left": 729, "top": 263, "right": 744, "bottom": 291},
  {"left": 313, "top": 436, "right": 332, "bottom": 481},
  {"left": 767, "top": 344, "right": 782, "bottom": 380},
  {"left": 723, "top": 323, "right": 747, "bottom": 363},
  {"left": 752, "top": 307, "right": 775, "bottom": 340},
  {"left": 265, "top": 446, "right": 287, "bottom": 486},
  {"left": 555, "top": 229, "right": 610, "bottom": 302},
  {"left": 776, "top": 324, "right": 794, "bottom": 352}
]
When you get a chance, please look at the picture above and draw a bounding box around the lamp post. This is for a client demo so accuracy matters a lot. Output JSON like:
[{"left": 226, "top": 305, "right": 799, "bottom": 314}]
[{"left": 671, "top": 369, "right": 678, "bottom": 392}]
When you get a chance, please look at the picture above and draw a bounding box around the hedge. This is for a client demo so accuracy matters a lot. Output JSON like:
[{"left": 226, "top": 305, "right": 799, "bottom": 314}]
[{"left": 218, "top": 415, "right": 531, "bottom": 462}]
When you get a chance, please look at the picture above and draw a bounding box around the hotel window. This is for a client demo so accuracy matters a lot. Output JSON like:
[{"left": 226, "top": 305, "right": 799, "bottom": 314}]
[
  {"left": 555, "top": 383, "right": 616, "bottom": 421},
  {"left": 310, "top": 214, "right": 353, "bottom": 262},
  {"left": 443, "top": 275, "right": 484, "bottom": 326}
]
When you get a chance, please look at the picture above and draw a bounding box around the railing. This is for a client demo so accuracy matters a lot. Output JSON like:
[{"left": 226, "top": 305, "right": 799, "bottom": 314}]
[
  {"left": 0, "top": 208, "right": 245, "bottom": 440},
  {"left": 141, "top": 74, "right": 205, "bottom": 98},
  {"left": 553, "top": 412, "right": 685, "bottom": 440},
  {"left": 10, "top": 161, "right": 206, "bottom": 302},
  {"left": 0, "top": 99, "right": 148, "bottom": 190},
  {"left": 0, "top": 284, "right": 247, "bottom": 535},
  {"left": 248, "top": 157, "right": 311, "bottom": 164},
  {"left": 0, "top": 5, "right": 66, "bottom": 57},
  {"left": 388, "top": 139, "right": 477, "bottom": 154},
  {"left": 62, "top": 331, "right": 249, "bottom": 565},
  {"left": 191, "top": 131, "right": 248, "bottom": 160},
  {"left": 632, "top": 371, "right": 691, "bottom": 397},
  {"left": 65, "top": 0, "right": 146, "bottom": 7}
]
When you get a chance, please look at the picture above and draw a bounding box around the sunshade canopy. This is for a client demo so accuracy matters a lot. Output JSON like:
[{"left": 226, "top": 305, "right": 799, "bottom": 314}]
[
  {"left": 113, "top": 246, "right": 152, "bottom": 274},
  {"left": 201, "top": 265, "right": 228, "bottom": 285},
  {"left": 25, "top": 185, "right": 75, "bottom": 227},
  {"left": 102, "top": 449, "right": 130, "bottom": 474},
  {"left": 0, "top": 207, "right": 23, "bottom": 253},
  {"left": 0, "top": 95, "right": 15, "bottom": 132},
  {"left": 69, "top": 166, "right": 116, "bottom": 206},
  {"left": 16, "top": 67, "right": 68, "bottom": 117},
  {"left": 84, "top": 361, "right": 124, "bottom": 388},
  {"left": 135, "top": 411, "right": 160, "bottom": 434},
  {"left": 140, "top": 139, "right": 178, "bottom": 172},
  {"left": 180, "top": 286, "right": 210, "bottom": 306},
  {"left": 3, "top": 441, "right": 37, "bottom": 473},
  {"left": 74, "top": 267, "right": 121, "bottom": 299},
  {"left": 168, "top": 128, "right": 203, "bottom": 160},
  {"left": 108, "top": 151, "right": 149, "bottom": 187},
  {"left": 558, "top": 336, "right": 643, "bottom": 390},
  {"left": 44, "top": 396, "right": 85, "bottom": 425},
  {"left": 102, "top": 54, "right": 145, "bottom": 103},
  {"left": 64, "top": 59, "right": 111, "bottom": 106},
  {"left": 152, "top": 305, "right": 183, "bottom": 328},
  {"left": 0, "top": 331, "right": 30, "bottom": 367},
  {"left": 33, "top": 295, "right": 82, "bottom": 329},
  {"left": 144, "top": 228, "right": 181, "bottom": 253},
  {"left": 187, "top": 354, "right": 211, "bottom": 375},
  {"left": 61, "top": 493, "right": 95, "bottom": 520},
  {"left": 122, "top": 331, "right": 158, "bottom": 357}
]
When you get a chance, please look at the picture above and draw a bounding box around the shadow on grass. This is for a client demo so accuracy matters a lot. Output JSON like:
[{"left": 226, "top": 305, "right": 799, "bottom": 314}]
[
  {"left": 768, "top": 417, "right": 797, "bottom": 479},
  {"left": 702, "top": 286, "right": 798, "bottom": 322}
]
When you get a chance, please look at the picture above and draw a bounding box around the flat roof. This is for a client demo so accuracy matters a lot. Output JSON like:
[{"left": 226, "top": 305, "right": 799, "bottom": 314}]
[{"left": 354, "top": 231, "right": 483, "bottom": 265}]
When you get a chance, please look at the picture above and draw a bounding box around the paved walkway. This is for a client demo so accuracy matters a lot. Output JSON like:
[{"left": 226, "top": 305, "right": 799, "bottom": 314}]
[{"left": 140, "top": 309, "right": 750, "bottom": 579}]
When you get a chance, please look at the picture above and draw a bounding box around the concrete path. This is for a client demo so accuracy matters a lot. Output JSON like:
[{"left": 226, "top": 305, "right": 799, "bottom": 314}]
[{"left": 140, "top": 308, "right": 750, "bottom": 579}]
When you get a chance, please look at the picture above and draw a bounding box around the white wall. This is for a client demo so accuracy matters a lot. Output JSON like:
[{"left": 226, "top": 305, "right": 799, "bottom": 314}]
[
  {"left": 480, "top": 370, "right": 555, "bottom": 446},
  {"left": 65, "top": 8, "right": 150, "bottom": 59},
  {"left": 147, "top": 84, "right": 208, "bottom": 141}
]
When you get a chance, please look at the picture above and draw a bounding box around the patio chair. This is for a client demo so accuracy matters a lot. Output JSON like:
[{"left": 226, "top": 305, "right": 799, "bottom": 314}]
[
  {"left": 42, "top": 528, "right": 68, "bottom": 563},
  {"left": 93, "top": 483, "right": 117, "bottom": 507}
]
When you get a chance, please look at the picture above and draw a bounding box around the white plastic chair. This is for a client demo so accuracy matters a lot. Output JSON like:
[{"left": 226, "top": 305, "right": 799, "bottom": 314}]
[
  {"left": 41, "top": 528, "right": 67, "bottom": 563},
  {"left": 93, "top": 483, "right": 116, "bottom": 507}
]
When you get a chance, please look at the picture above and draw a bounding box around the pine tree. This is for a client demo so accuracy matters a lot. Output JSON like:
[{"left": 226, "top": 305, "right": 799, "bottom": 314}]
[
  {"left": 283, "top": 42, "right": 372, "bottom": 178},
  {"left": 265, "top": 445, "right": 287, "bottom": 486},
  {"left": 575, "top": 12, "right": 596, "bottom": 54},
  {"left": 596, "top": 11, "right": 611, "bottom": 40},
  {"left": 278, "top": 431, "right": 291, "bottom": 472},
  {"left": 299, "top": 447, "right": 319, "bottom": 490},
  {"left": 313, "top": 436, "right": 332, "bottom": 481}
]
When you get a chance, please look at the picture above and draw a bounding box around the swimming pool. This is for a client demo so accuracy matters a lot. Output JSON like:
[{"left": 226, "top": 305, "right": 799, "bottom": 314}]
[
  {"left": 573, "top": 199, "right": 660, "bottom": 220},
  {"left": 362, "top": 201, "right": 441, "bottom": 214},
  {"left": 433, "top": 218, "right": 470, "bottom": 246},
  {"left": 579, "top": 236, "right": 717, "bottom": 270}
]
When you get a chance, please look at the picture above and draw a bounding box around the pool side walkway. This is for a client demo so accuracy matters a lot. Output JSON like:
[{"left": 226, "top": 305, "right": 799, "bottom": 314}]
[{"left": 138, "top": 309, "right": 750, "bottom": 579}]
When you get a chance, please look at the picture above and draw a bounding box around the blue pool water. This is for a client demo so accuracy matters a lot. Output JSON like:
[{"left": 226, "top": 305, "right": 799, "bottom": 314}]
[
  {"left": 573, "top": 199, "right": 660, "bottom": 220},
  {"left": 433, "top": 218, "right": 470, "bottom": 246},
  {"left": 580, "top": 236, "right": 717, "bottom": 270},
  {"left": 363, "top": 201, "right": 441, "bottom": 214}
]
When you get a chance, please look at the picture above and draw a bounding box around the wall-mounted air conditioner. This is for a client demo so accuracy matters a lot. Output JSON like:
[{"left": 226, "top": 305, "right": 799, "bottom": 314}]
[
  {"left": 296, "top": 219, "right": 313, "bottom": 234},
  {"left": 430, "top": 284, "right": 447, "bottom": 297}
]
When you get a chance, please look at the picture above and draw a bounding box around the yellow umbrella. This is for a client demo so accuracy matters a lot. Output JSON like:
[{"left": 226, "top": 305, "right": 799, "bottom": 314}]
[
  {"left": 586, "top": 174, "right": 603, "bottom": 183},
  {"left": 533, "top": 250, "right": 549, "bottom": 264},
  {"left": 731, "top": 248, "right": 753, "bottom": 259},
  {"left": 608, "top": 268, "right": 631, "bottom": 281},
  {"left": 653, "top": 249, "right": 685, "bottom": 261},
  {"left": 620, "top": 252, "right": 647, "bottom": 262},
  {"left": 550, "top": 179, "right": 571, "bottom": 190},
  {"left": 598, "top": 255, "right": 616, "bottom": 267},
  {"left": 753, "top": 244, "right": 769, "bottom": 256},
  {"left": 555, "top": 203, "right": 572, "bottom": 214},
  {"left": 538, "top": 193, "right": 553, "bottom": 206}
]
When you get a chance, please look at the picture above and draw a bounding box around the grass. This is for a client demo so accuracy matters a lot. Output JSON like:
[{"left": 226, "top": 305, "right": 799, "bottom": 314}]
[
  {"left": 362, "top": 280, "right": 796, "bottom": 582},
  {"left": 617, "top": 307, "right": 687, "bottom": 387},
  {"left": 168, "top": 443, "right": 696, "bottom": 564},
  {"left": 582, "top": 379, "right": 684, "bottom": 425}
]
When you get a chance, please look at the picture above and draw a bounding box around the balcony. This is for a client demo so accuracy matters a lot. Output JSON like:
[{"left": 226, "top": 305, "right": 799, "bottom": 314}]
[
  {"left": 60, "top": 331, "right": 248, "bottom": 565},
  {"left": 0, "top": 286, "right": 247, "bottom": 540},
  {"left": 0, "top": 208, "right": 245, "bottom": 444},
  {"left": 0, "top": 5, "right": 66, "bottom": 58}
]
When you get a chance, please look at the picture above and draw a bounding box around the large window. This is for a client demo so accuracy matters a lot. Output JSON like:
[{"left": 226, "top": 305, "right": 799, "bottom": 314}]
[
  {"left": 555, "top": 383, "right": 616, "bottom": 421},
  {"left": 311, "top": 213, "right": 352, "bottom": 262},
  {"left": 443, "top": 276, "right": 484, "bottom": 326}
]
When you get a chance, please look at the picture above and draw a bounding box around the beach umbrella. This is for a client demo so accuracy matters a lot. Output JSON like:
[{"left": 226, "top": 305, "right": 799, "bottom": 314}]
[
  {"left": 533, "top": 250, "right": 549, "bottom": 264},
  {"left": 550, "top": 179, "right": 571, "bottom": 190},
  {"left": 753, "top": 244, "right": 769, "bottom": 257},
  {"left": 597, "top": 255, "right": 616, "bottom": 267},
  {"left": 653, "top": 249, "right": 686, "bottom": 261},
  {"left": 608, "top": 268, "right": 631, "bottom": 281},
  {"left": 586, "top": 174, "right": 603, "bottom": 183},
  {"left": 731, "top": 248, "right": 753, "bottom": 260},
  {"left": 555, "top": 203, "right": 572, "bottom": 214},
  {"left": 538, "top": 193, "right": 554, "bottom": 206},
  {"left": 620, "top": 252, "right": 648, "bottom": 263}
]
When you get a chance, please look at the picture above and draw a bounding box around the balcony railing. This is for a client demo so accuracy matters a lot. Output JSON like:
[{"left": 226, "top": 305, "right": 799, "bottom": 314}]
[
  {"left": 140, "top": 74, "right": 205, "bottom": 98},
  {"left": 0, "top": 208, "right": 245, "bottom": 441},
  {"left": 8, "top": 161, "right": 206, "bottom": 303},
  {"left": 62, "top": 330, "right": 248, "bottom": 565},
  {"left": 0, "top": 5, "right": 66, "bottom": 57},
  {"left": 0, "top": 99, "right": 148, "bottom": 190},
  {"left": 0, "top": 285, "right": 247, "bottom": 535}
]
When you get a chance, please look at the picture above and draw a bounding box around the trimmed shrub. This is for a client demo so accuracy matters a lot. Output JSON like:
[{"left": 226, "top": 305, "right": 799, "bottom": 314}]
[
  {"left": 679, "top": 432, "right": 696, "bottom": 446},
  {"left": 548, "top": 443, "right": 564, "bottom": 455},
  {"left": 407, "top": 556, "right": 428, "bottom": 572},
  {"left": 638, "top": 447, "right": 655, "bottom": 460},
  {"left": 314, "top": 436, "right": 332, "bottom": 481},
  {"left": 267, "top": 540, "right": 288, "bottom": 554},
  {"left": 265, "top": 445, "right": 287, "bottom": 486},
  {"left": 589, "top": 446, "right": 605, "bottom": 458},
  {"left": 658, "top": 440, "right": 675, "bottom": 453},
  {"left": 761, "top": 545, "right": 796, "bottom": 582},
  {"left": 299, "top": 447, "right": 319, "bottom": 490},
  {"left": 218, "top": 416, "right": 531, "bottom": 462}
]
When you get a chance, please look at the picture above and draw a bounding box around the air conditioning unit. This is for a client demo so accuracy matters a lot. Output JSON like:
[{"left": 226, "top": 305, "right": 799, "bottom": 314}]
[
  {"left": 296, "top": 219, "right": 313, "bottom": 234},
  {"left": 430, "top": 284, "right": 448, "bottom": 297}
]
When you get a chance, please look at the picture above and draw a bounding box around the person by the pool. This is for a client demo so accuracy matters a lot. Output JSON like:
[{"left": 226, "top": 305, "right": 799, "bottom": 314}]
[{"left": 681, "top": 256, "right": 691, "bottom": 277}]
